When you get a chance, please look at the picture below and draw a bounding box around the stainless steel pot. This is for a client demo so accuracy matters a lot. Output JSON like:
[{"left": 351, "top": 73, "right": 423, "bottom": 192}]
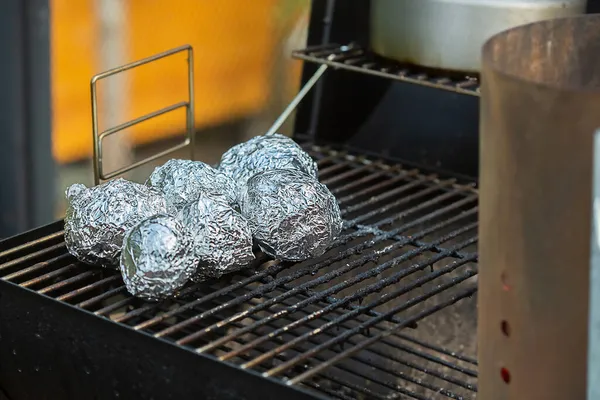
[{"left": 370, "top": 0, "right": 587, "bottom": 73}]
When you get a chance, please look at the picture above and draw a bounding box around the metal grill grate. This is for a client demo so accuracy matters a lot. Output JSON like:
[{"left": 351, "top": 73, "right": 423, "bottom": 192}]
[
  {"left": 0, "top": 143, "right": 479, "bottom": 400},
  {"left": 292, "top": 43, "right": 480, "bottom": 96}
]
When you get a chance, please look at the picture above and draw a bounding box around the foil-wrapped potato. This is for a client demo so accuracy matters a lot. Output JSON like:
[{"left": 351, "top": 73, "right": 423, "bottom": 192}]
[
  {"left": 64, "top": 178, "right": 168, "bottom": 266},
  {"left": 120, "top": 214, "right": 197, "bottom": 301},
  {"left": 146, "top": 159, "right": 237, "bottom": 212},
  {"left": 240, "top": 169, "right": 343, "bottom": 261},
  {"left": 177, "top": 193, "right": 255, "bottom": 281},
  {"left": 218, "top": 133, "right": 318, "bottom": 196}
]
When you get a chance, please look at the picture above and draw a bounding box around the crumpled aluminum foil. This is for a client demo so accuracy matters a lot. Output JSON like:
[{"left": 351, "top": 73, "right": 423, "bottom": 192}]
[
  {"left": 218, "top": 133, "right": 318, "bottom": 196},
  {"left": 240, "top": 169, "right": 343, "bottom": 261},
  {"left": 64, "top": 178, "right": 168, "bottom": 267},
  {"left": 146, "top": 159, "right": 237, "bottom": 212},
  {"left": 120, "top": 214, "right": 197, "bottom": 301},
  {"left": 177, "top": 193, "right": 255, "bottom": 281}
]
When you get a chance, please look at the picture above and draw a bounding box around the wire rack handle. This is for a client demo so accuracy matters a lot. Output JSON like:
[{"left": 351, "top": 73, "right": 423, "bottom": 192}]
[{"left": 90, "top": 44, "right": 195, "bottom": 186}]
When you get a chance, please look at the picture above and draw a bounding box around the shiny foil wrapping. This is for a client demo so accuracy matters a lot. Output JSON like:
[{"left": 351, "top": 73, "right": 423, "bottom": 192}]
[
  {"left": 218, "top": 133, "right": 318, "bottom": 196},
  {"left": 146, "top": 159, "right": 237, "bottom": 212},
  {"left": 240, "top": 169, "right": 343, "bottom": 261},
  {"left": 177, "top": 193, "right": 255, "bottom": 281},
  {"left": 120, "top": 214, "right": 197, "bottom": 301},
  {"left": 64, "top": 178, "right": 168, "bottom": 266}
]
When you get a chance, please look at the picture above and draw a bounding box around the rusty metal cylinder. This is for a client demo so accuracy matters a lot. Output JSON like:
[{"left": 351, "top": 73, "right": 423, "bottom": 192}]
[{"left": 479, "top": 15, "right": 600, "bottom": 400}]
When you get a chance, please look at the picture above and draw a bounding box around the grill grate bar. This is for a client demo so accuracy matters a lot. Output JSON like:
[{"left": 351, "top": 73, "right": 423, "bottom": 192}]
[
  {"left": 204, "top": 226, "right": 476, "bottom": 356},
  {"left": 310, "top": 381, "right": 388, "bottom": 400},
  {"left": 347, "top": 183, "right": 461, "bottom": 226},
  {"left": 223, "top": 252, "right": 475, "bottom": 379},
  {"left": 306, "top": 385, "right": 358, "bottom": 400},
  {"left": 340, "top": 176, "right": 442, "bottom": 216},
  {"left": 214, "top": 296, "right": 469, "bottom": 400},
  {"left": 336, "top": 171, "right": 422, "bottom": 205},
  {"left": 93, "top": 294, "right": 135, "bottom": 317},
  {"left": 0, "top": 242, "right": 65, "bottom": 272},
  {"left": 2, "top": 253, "right": 72, "bottom": 280},
  {"left": 57, "top": 274, "right": 121, "bottom": 302},
  {"left": 318, "top": 160, "right": 352, "bottom": 177},
  {"left": 111, "top": 254, "right": 274, "bottom": 323},
  {"left": 220, "top": 308, "right": 431, "bottom": 400},
  {"left": 78, "top": 285, "right": 126, "bottom": 309},
  {"left": 300, "top": 291, "right": 478, "bottom": 376},
  {"left": 0, "top": 230, "right": 64, "bottom": 260},
  {"left": 264, "top": 271, "right": 476, "bottom": 379},
  {"left": 244, "top": 295, "right": 477, "bottom": 395},
  {"left": 126, "top": 263, "right": 292, "bottom": 327},
  {"left": 37, "top": 270, "right": 100, "bottom": 295},
  {"left": 129, "top": 190, "right": 474, "bottom": 332},
  {"left": 368, "top": 193, "right": 476, "bottom": 231},
  {"left": 19, "top": 263, "right": 78, "bottom": 288},
  {"left": 308, "top": 305, "right": 478, "bottom": 380},
  {"left": 398, "top": 333, "right": 478, "bottom": 366},
  {"left": 331, "top": 168, "right": 407, "bottom": 196},
  {"left": 320, "top": 164, "right": 373, "bottom": 186},
  {"left": 284, "top": 286, "right": 477, "bottom": 386},
  {"left": 159, "top": 209, "right": 475, "bottom": 343},
  {"left": 240, "top": 240, "right": 476, "bottom": 373},
  {"left": 118, "top": 176, "right": 464, "bottom": 325}
]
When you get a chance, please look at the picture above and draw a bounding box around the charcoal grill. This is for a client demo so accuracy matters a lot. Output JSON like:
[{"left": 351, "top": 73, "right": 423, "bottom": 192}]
[{"left": 3, "top": 1, "right": 599, "bottom": 399}]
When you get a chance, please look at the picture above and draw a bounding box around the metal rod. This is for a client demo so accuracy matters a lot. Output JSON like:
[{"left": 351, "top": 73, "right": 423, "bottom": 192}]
[
  {"left": 0, "top": 242, "right": 66, "bottom": 272},
  {"left": 317, "top": 160, "right": 351, "bottom": 177},
  {"left": 151, "top": 200, "right": 467, "bottom": 337},
  {"left": 0, "top": 230, "right": 64, "bottom": 260},
  {"left": 19, "top": 264, "right": 78, "bottom": 288},
  {"left": 1, "top": 252, "right": 70, "bottom": 279},
  {"left": 397, "top": 332, "right": 478, "bottom": 366},
  {"left": 320, "top": 164, "right": 372, "bottom": 186},
  {"left": 336, "top": 170, "right": 418, "bottom": 200},
  {"left": 283, "top": 286, "right": 478, "bottom": 385},
  {"left": 265, "top": 64, "right": 328, "bottom": 137},
  {"left": 173, "top": 221, "right": 476, "bottom": 345},
  {"left": 239, "top": 245, "right": 477, "bottom": 371},
  {"left": 220, "top": 249, "right": 476, "bottom": 370},
  {"left": 129, "top": 178, "right": 473, "bottom": 329},
  {"left": 258, "top": 293, "right": 478, "bottom": 379},
  {"left": 188, "top": 293, "right": 473, "bottom": 399},
  {"left": 57, "top": 274, "right": 121, "bottom": 302},
  {"left": 224, "top": 306, "right": 434, "bottom": 400},
  {"left": 78, "top": 285, "right": 126, "bottom": 309},
  {"left": 340, "top": 175, "right": 439, "bottom": 215},
  {"left": 98, "top": 102, "right": 188, "bottom": 141},
  {"left": 91, "top": 45, "right": 195, "bottom": 185},
  {"left": 330, "top": 170, "right": 386, "bottom": 194},
  {"left": 267, "top": 275, "right": 478, "bottom": 381},
  {"left": 38, "top": 270, "right": 99, "bottom": 295},
  {"left": 177, "top": 288, "right": 473, "bottom": 399}
]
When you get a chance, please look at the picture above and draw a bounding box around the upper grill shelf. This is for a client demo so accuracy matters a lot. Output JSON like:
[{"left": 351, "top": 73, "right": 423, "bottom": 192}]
[{"left": 292, "top": 43, "right": 481, "bottom": 96}]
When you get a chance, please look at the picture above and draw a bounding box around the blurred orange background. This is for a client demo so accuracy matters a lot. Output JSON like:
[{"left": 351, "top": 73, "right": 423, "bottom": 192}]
[{"left": 51, "top": 0, "right": 308, "bottom": 164}]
